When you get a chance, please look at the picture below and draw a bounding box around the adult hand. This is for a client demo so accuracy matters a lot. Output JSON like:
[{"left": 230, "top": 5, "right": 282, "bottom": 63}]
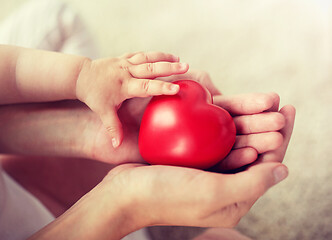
[{"left": 29, "top": 158, "right": 288, "bottom": 240}]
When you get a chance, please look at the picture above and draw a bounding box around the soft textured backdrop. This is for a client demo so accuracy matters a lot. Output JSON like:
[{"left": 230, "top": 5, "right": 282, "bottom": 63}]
[{"left": 1, "top": 0, "right": 331, "bottom": 239}]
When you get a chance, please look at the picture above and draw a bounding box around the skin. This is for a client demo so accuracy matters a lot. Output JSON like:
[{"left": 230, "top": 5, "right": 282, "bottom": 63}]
[
  {"left": 0, "top": 45, "right": 188, "bottom": 147},
  {"left": 25, "top": 162, "right": 288, "bottom": 240},
  {"left": 0, "top": 93, "right": 295, "bottom": 239},
  {"left": 0, "top": 45, "right": 296, "bottom": 239}
]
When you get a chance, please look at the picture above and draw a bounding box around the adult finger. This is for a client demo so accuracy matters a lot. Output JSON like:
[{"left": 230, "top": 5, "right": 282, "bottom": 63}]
[
  {"left": 213, "top": 93, "right": 277, "bottom": 116},
  {"left": 127, "top": 51, "right": 179, "bottom": 65},
  {"left": 257, "top": 105, "right": 296, "bottom": 163},
  {"left": 234, "top": 132, "right": 283, "bottom": 154},
  {"left": 211, "top": 147, "right": 258, "bottom": 172},
  {"left": 129, "top": 62, "right": 189, "bottom": 79},
  {"left": 234, "top": 112, "right": 285, "bottom": 134},
  {"left": 126, "top": 78, "right": 179, "bottom": 97}
]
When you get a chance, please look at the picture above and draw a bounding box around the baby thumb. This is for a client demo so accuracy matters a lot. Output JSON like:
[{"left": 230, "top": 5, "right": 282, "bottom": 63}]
[{"left": 100, "top": 108, "right": 123, "bottom": 148}]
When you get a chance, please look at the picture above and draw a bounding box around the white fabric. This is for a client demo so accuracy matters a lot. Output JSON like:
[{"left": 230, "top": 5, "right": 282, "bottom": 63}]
[
  {"left": 0, "top": 0, "right": 99, "bottom": 58},
  {"left": 0, "top": 168, "right": 54, "bottom": 240},
  {"left": 0, "top": 0, "right": 149, "bottom": 239}
]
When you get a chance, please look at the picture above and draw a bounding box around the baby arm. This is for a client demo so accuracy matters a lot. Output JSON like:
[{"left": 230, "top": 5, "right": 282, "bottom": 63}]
[
  {"left": 0, "top": 45, "right": 87, "bottom": 103},
  {"left": 0, "top": 45, "right": 188, "bottom": 147}
]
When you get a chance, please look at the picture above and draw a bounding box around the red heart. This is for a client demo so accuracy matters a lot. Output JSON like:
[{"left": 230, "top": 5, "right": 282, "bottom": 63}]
[{"left": 139, "top": 80, "right": 236, "bottom": 169}]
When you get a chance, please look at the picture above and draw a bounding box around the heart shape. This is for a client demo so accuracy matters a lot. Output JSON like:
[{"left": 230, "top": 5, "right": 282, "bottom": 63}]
[{"left": 139, "top": 80, "right": 236, "bottom": 169}]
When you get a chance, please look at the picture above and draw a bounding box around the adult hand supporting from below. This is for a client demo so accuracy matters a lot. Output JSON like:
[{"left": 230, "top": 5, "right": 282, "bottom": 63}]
[{"left": 28, "top": 157, "right": 289, "bottom": 240}]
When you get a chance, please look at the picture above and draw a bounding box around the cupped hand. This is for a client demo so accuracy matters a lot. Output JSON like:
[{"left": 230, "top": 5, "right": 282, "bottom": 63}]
[
  {"left": 29, "top": 155, "right": 288, "bottom": 240},
  {"left": 103, "top": 160, "right": 289, "bottom": 236}
]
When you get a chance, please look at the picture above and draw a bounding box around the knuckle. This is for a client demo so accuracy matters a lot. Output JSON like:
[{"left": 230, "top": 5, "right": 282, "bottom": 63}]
[
  {"left": 120, "top": 65, "right": 130, "bottom": 72},
  {"left": 119, "top": 59, "right": 130, "bottom": 70},
  {"left": 143, "top": 52, "right": 150, "bottom": 62},
  {"left": 105, "top": 125, "right": 118, "bottom": 134},
  {"left": 141, "top": 80, "right": 151, "bottom": 94},
  {"left": 146, "top": 63, "right": 155, "bottom": 73}
]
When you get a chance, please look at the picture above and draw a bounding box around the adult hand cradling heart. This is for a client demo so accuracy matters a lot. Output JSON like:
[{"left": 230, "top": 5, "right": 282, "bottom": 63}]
[{"left": 0, "top": 45, "right": 295, "bottom": 240}]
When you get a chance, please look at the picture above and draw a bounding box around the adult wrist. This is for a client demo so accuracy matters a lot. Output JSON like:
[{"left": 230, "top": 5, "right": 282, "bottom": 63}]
[
  {"left": 101, "top": 166, "right": 154, "bottom": 234},
  {"left": 89, "top": 169, "right": 147, "bottom": 239},
  {"left": 0, "top": 102, "right": 92, "bottom": 158},
  {"left": 28, "top": 168, "right": 140, "bottom": 240}
]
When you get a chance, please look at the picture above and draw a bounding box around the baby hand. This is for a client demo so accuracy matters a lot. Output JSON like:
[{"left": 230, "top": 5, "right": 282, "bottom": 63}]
[{"left": 76, "top": 52, "right": 189, "bottom": 148}]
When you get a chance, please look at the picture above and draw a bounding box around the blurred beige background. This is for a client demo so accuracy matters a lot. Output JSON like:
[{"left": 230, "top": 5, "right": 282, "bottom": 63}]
[{"left": 1, "top": 0, "right": 331, "bottom": 239}]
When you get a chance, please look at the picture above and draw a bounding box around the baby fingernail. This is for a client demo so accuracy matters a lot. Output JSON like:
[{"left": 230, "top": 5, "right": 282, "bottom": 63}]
[
  {"left": 273, "top": 165, "right": 288, "bottom": 184},
  {"left": 170, "top": 84, "right": 179, "bottom": 92},
  {"left": 112, "top": 137, "right": 119, "bottom": 148}
]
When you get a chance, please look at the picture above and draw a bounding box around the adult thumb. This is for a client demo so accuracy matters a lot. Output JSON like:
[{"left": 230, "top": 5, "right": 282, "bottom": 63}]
[{"left": 224, "top": 162, "right": 289, "bottom": 204}]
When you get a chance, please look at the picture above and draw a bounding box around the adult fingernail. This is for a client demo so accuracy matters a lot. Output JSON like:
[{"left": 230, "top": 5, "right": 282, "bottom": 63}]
[
  {"left": 273, "top": 165, "right": 288, "bottom": 184},
  {"left": 112, "top": 137, "right": 119, "bottom": 148}
]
